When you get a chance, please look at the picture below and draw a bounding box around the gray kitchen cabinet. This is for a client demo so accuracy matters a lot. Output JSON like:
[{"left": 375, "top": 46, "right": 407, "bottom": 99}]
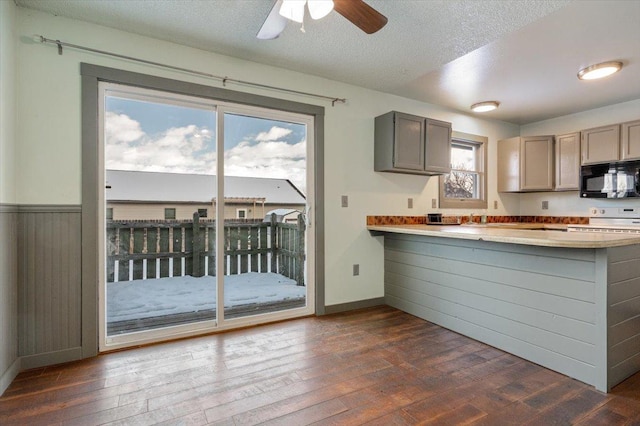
[
  {"left": 581, "top": 120, "right": 640, "bottom": 164},
  {"left": 374, "top": 111, "right": 451, "bottom": 175},
  {"left": 555, "top": 132, "right": 580, "bottom": 191},
  {"left": 498, "top": 135, "right": 554, "bottom": 192},
  {"left": 581, "top": 124, "right": 620, "bottom": 165},
  {"left": 621, "top": 119, "right": 640, "bottom": 161}
]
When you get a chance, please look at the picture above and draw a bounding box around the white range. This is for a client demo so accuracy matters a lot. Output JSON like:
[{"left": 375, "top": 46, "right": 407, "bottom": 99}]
[{"left": 568, "top": 207, "right": 640, "bottom": 234}]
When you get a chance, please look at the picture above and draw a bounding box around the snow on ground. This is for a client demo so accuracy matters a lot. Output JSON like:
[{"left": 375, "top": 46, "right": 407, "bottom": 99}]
[{"left": 107, "top": 272, "right": 305, "bottom": 322}]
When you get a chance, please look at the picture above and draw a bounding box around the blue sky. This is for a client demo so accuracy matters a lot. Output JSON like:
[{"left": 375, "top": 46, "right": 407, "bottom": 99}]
[{"left": 104, "top": 96, "right": 307, "bottom": 193}]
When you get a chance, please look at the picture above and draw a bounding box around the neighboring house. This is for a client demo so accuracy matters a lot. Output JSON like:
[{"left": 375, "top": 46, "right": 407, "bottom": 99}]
[
  {"left": 264, "top": 208, "right": 303, "bottom": 224},
  {"left": 106, "top": 170, "right": 306, "bottom": 221}
]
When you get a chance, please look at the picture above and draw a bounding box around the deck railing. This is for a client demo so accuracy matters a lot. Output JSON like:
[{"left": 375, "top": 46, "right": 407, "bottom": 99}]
[{"left": 106, "top": 213, "right": 305, "bottom": 286}]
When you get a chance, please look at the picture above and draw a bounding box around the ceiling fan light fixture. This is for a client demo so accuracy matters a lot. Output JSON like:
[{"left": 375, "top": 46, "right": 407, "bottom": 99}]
[
  {"left": 471, "top": 101, "right": 500, "bottom": 113},
  {"left": 308, "top": 0, "right": 334, "bottom": 20},
  {"left": 279, "top": 0, "right": 305, "bottom": 23},
  {"left": 577, "top": 61, "right": 623, "bottom": 80}
]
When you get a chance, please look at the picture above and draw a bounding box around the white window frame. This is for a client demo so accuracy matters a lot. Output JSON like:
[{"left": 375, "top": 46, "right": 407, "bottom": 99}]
[
  {"left": 439, "top": 131, "right": 488, "bottom": 209},
  {"left": 236, "top": 208, "right": 247, "bottom": 219}
]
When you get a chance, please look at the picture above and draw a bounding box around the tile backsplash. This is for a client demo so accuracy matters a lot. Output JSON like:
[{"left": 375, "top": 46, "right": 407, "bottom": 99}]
[{"left": 366, "top": 215, "right": 589, "bottom": 226}]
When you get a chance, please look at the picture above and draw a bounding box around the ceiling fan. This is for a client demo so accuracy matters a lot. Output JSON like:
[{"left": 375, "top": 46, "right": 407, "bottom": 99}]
[{"left": 257, "top": 0, "right": 388, "bottom": 40}]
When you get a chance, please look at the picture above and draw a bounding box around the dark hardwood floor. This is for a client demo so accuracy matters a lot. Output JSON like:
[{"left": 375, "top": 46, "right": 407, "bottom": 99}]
[{"left": 1, "top": 305, "right": 639, "bottom": 425}]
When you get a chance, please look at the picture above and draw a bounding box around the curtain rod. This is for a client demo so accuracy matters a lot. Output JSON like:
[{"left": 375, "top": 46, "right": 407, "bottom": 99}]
[{"left": 35, "top": 35, "right": 347, "bottom": 106}]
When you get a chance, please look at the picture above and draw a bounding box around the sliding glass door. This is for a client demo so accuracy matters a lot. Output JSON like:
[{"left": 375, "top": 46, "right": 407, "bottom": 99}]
[
  {"left": 220, "top": 108, "right": 312, "bottom": 321},
  {"left": 98, "top": 84, "right": 314, "bottom": 350}
]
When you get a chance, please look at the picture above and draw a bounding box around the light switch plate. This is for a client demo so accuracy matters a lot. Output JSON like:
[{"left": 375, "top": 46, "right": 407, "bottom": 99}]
[
  {"left": 341, "top": 195, "right": 348, "bottom": 208},
  {"left": 494, "top": 200, "right": 498, "bottom": 209},
  {"left": 542, "top": 200, "right": 549, "bottom": 210},
  {"left": 432, "top": 198, "right": 437, "bottom": 208},
  {"left": 408, "top": 198, "right": 413, "bottom": 209},
  {"left": 353, "top": 264, "right": 359, "bottom": 276}
]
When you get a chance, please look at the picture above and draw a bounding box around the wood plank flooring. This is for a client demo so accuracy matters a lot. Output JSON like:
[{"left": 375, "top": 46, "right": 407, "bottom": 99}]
[{"left": 1, "top": 305, "right": 639, "bottom": 425}]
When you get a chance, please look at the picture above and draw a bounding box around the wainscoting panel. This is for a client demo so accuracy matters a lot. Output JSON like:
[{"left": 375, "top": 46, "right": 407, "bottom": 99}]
[
  {"left": 17, "top": 206, "right": 82, "bottom": 368},
  {"left": 608, "top": 245, "right": 640, "bottom": 388},
  {"left": 0, "top": 206, "right": 19, "bottom": 394}
]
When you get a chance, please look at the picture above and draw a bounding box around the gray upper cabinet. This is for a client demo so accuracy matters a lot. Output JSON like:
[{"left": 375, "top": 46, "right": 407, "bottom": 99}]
[
  {"left": 425, "top": 119, "right": 453, "bottom": 174},
  {"left": 581, "top": 124, "right": 620, "bottom": 165},
  {"left": 621, "top": 119, "right": 640, "bottom": 161},
  {"left": 581, "top": 120, "right": 640, "bottom": 164},
  {"left": 498, "top": 135, "right": 554, "bottom": 192},
  {"left": 375, "top": 111, "right": 451, "bottom": 175},
  {"left": 555, "top": 132, "right": 580, "bottom": 191}
]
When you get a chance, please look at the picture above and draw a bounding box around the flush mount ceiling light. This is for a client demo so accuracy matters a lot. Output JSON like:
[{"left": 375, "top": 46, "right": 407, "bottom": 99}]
[
  {"left": 577, "top": 61, "right": 623, "bottom": 80},
  {"left": 470, "top": 101, "right": 500, "bottom": 113}
]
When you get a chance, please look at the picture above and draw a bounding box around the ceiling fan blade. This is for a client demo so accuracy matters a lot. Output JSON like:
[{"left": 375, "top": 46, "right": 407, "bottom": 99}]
[
  {"left": 333, "top": 0, "right": 388, "bottom": 34},
  {"left": 257, "top": 0, "right": 288, "bottom": 40}
]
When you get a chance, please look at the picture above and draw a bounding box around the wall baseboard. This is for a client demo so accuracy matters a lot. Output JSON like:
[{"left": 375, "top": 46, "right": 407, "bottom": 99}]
[
  {"left": 323, "top": 297, "right": 385, "bottom": 315},
  {"left": 20, "top": 347, "right": 84, "bottom": 371},
  {"left": 0, "top": 357, "right": 20, "bottom": 396}
]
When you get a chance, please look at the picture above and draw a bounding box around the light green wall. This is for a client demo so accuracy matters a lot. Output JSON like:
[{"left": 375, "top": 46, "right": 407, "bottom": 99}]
[
  {"left": 15, "top": 8, "right": 519, "bottom": 306},
  {"left": 1, "top": 0, "right": 16, "bottom": 204}
]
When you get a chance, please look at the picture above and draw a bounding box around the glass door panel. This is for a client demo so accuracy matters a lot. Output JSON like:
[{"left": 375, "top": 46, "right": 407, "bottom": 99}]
[
  {"left": 222, "top": 112, "right": 310, "bottom": 320},
  {"left": 101, "top": 84, "right": 217, "bottom": 344}
]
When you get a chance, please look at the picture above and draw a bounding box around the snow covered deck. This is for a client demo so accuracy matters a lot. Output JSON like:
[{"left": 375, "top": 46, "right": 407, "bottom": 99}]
[{"left": 107, "top": 272, "right": 306, "bottom": 335}]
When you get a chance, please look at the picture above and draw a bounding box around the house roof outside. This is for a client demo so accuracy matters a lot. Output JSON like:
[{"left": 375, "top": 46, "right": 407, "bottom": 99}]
[{"left": 106, "top": 170, "right": 306, "bottom": 205}]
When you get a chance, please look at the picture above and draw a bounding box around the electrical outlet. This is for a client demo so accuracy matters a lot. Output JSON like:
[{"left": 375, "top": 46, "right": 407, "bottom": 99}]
[
  {"left": 408, "top": 198, "right": 413, "bottom": 209},
  {"left": 341, "top": 195, "right": 348, "bottom": 208},
  {"left": 432, "top": 198, "right": 437, "bottom": 208},
  {"left": 542, "top": 200, "right": 549, "bottom": 210},
  {"left": 494, "top": 200, "right": 498, "bottom": 209},
  {"left": 353, "top": 264, "right": 359, "bottom": 276}
]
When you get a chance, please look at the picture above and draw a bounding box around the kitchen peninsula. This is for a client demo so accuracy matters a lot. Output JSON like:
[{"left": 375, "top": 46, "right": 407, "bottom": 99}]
[{"left": 368, "top": 220, "right": 640, "bottom": 392}]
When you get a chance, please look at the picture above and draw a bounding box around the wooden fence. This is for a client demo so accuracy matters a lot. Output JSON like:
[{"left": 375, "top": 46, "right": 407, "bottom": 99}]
[{"left": 106, "top": 213, "right": 305, "bottom": 286}]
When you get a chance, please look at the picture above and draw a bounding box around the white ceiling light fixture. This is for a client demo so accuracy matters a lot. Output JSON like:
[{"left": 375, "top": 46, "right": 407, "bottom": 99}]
[
  {"left": 259, "top": 0, "right": 385, "bottom": 40},
  {"left": 307, "top": 0, "right": 335, "bottom": 20},
  {"left": 578, "top": 61, "right": 623, "bottom": 80},
  {"left": 471, "top": 101, "right": 500, "bottom": 113},
  {"left": 279, "top": 0, "right": 305, "bottom": 23},
  {"left": 279, "top": 0, "right": 334, "bottom": 23}
]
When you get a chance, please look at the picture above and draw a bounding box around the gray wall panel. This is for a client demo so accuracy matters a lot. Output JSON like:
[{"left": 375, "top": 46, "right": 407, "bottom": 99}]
[
  {"left": 385, "top": 292, "right": 597, "bottom": 387},
  {"left": 386, "top": 269, "right": 595, "bottom": 344},
  {"left": 17, "top": 208, "right": 82, "bottom": 359},
  {"left": 608, "top": 245, "right": 640, "bottom": 388},
  {"left": 0, "top": 207, "right": 19, "bottom": 395},
  {"left": 385, "top": 244, "right": 596, "bottom": 304},
  {"left": 384, "top": 233, "right": 640, "bottom": 391},
  {"left": 383, "top": 233, "right": 604, "bottom": 389}
]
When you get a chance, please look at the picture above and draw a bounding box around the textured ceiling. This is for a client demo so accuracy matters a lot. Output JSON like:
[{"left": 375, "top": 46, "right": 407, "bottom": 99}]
[{"left": 15, "top": 0, "right": 640, "bottom": 124}]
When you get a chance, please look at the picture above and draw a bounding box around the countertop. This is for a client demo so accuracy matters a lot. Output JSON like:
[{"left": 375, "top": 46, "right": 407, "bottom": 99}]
[{"left": 367, "top": 223, "right": 640, "bottom": 248}]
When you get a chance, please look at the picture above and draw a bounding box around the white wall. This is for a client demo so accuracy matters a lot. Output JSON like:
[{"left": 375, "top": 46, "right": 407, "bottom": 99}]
[
  {"left": 1, "top": 0, "right": 16, "bottom": 204},
  {"left": 520, "top": 99, "right": 640, "bottom": 216},
  {"left": 15, "top": 8, "right": 519, "bottom": 306}
]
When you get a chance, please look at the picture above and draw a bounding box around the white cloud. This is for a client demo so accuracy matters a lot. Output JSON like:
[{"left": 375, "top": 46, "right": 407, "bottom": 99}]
[
  {"left": 105, "top": 112, "right": 216, "bottom": 174},
  {"left": 255, "top": 126, "right": 293, "bottom": 142},
  {"left": 106, "top": 117, "right": 306, "bottom": 193},
  {"left": 224, "top": 139, "right": 307, "bottom": 193},
  {"left": 105, "top": 112, "right": 144, "bottom": 144}
]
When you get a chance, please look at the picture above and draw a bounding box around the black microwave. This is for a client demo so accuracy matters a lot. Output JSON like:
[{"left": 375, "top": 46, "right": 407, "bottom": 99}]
[{"left": 580, "top": 160, "right": 640, "bottom": 198}]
